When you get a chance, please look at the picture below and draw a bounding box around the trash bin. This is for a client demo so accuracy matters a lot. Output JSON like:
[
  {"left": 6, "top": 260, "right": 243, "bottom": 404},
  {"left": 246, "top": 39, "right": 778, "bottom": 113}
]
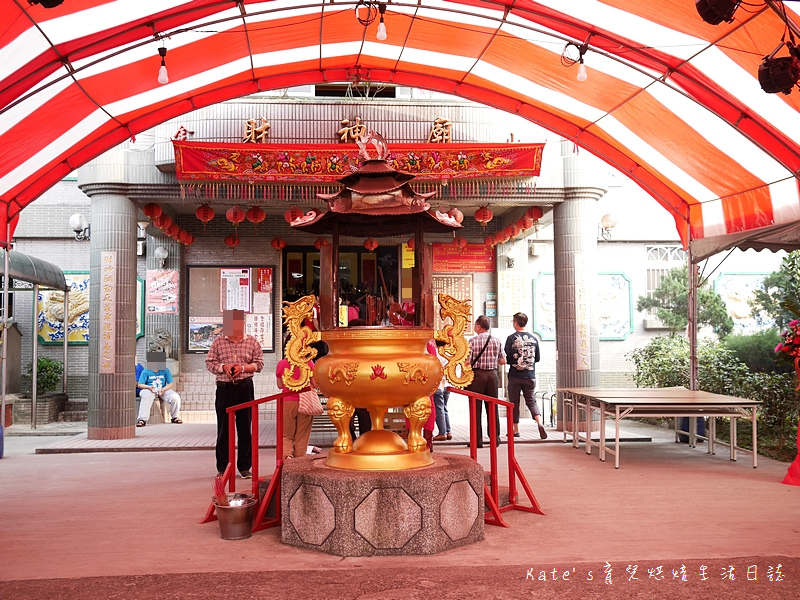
[
  {"left": 678, "top": 417, "right": 706, "bottom": 443},
  {"left": 213, "top": 493, "right": 256, "bottom": 540}
]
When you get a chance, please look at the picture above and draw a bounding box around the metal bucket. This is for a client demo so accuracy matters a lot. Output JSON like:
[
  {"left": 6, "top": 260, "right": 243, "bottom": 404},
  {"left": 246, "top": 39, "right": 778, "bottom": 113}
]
[{"left": 213, "top": 493, "right": 256, "bottom": 540}]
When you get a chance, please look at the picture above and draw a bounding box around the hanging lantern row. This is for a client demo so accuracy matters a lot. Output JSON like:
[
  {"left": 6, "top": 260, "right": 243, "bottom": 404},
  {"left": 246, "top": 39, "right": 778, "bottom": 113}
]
[
  {"left": 482, "top": 206, "right": 545, "bottom": 247},
  {"left": 142, "top": 203, "right": 194, "bottom": 245}
]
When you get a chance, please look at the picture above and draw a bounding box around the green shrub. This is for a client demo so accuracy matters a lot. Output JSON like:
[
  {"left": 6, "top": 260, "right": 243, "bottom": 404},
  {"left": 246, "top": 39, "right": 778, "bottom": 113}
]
[
  {"left": 25, "top": 356, "right": 63, "bottom": 395},
  {"left": 723, "top": 330, "right": 794, "bottom": 374}
]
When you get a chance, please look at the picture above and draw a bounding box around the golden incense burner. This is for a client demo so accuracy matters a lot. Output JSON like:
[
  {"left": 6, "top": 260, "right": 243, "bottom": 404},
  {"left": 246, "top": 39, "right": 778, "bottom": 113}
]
[{"left": 282, "top": 294, "right": 473, "bottom": 470}]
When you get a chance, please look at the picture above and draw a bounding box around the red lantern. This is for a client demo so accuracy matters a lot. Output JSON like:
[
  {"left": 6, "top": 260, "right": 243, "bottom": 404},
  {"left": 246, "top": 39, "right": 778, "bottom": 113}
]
[
  {"left": 153, "top": 214, "right": 172, "bottom": 230},
  {"left": 165, "top": 223, "right": 180, "bottom": 237},
  {"left": 526, "top": 206, "right": 544, "bottom": 221},
  {"left": 364, "top": 238, "right": 378, "bottom": 251},
  {"left": 224, "top": 234, "right": 239, "bottom": 250},
  {"left": 283, "top": 206, "right": 303, "bottom": 224},
  {"left": 496, "top": 229, "right": 510, "bottom": 243},
  {"left": 178, "top": 230, "right": 191, "bottom": 244},
  {"left": 195, "top": 204, "right": 215, "bottom": 231},
  {"left": 271, "top": 236, "right": 286, "bottom": 250},
  {"left": 474, "top": 206, "right": 493, "bottom": 229},
  {"left": 518, "top": 216, "right": 534, "bottom": 230},
  {"left": 510, "top": 224, "right": 522, "bottom": 238},
  {"left": 452, "top": 235, "right": 467, "bottom": 249},
  {"left": 143, "top": 203, "right": 162, "bottom": 219},
  {"left": 406, "top": 237, "right": 415, "bottom": 250},
  {"left": 448, "top": 207, "right": 464, "bottom": 224},
  {"left": 484, "top": 234, "right": 495, "bottom": 247},
  {"left": 246, "top": 206, "right": 266, "bottom": 226},
  {"left": 184, "top": 233, "right": 194, "bottom": 246},
  {"left": 314, "top": 237, "right": 329, "bottom": 250},
  {"left": 226, "top": 205, "right": 245, "bottom": 227}
]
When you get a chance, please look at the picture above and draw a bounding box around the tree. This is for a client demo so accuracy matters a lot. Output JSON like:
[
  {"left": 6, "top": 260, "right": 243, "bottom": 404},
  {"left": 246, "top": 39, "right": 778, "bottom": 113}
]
[
  {"left": 749, "top": 250, "right": 800, "bottom": 329},
  {"left": 635, "top": 264, "right": 734, "bottom": 337}
]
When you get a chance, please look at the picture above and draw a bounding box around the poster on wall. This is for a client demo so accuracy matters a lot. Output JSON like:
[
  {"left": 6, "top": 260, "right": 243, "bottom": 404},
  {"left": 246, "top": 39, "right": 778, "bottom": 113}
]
[
  {"left": 220, "top": 268, "right": 251, "bottom": 312},
  {"left": 532, "top": 273, "right": 632, "bottom": 341},
  {"left": 188, "top": 316, "right": 223, "bottom": 351},
  {"left": 714, "top": 273, "right": 770, "bottom": 334},
  {"left": 37, "top": 273, "right": 145, "bottom": 345},
  {"left": 146, "top": 269, "right": 179, "bottom": 313}
]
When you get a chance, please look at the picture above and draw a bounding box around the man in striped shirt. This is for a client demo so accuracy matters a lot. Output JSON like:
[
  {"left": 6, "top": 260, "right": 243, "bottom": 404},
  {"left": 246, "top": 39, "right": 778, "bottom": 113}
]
[{"left": 465, "top": 315, "right": 506, "bottom": 448}]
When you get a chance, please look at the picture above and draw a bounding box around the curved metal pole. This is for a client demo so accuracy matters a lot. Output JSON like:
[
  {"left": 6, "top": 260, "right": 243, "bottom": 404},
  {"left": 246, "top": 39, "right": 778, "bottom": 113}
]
[
  {"left": 31, "top": 283, "right": 38, "bottom": 429},
  {"left": 1, "top": 234, "right": 9, "bottom": 432}
]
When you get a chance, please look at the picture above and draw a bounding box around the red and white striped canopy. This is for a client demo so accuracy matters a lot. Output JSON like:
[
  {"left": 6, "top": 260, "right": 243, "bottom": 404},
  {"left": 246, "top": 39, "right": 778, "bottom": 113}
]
[{"left": 2, "top": 1, "right": 799, "bottom": 256}]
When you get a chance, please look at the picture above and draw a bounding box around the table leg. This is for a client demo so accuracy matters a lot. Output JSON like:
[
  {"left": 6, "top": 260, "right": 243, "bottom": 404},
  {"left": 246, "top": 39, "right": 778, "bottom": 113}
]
[
  {"left": 709, "top": 417, "right": 716, "bottom": 455},
  {"left": 730, "top": 416, "right": 737, "bottom": 461},
  {"left": 751, "top": 409, "right": 758, "bottom": 468},
  {"left": 585, "top": 399, "right": 592, "bottom": 455},
  {"left": 599, "top": 401, "right": 606, "bottom": 462}
]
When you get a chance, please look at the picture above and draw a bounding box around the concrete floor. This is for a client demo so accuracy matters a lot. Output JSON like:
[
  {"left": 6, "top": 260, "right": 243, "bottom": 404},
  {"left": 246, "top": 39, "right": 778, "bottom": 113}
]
[{"left": 1, "top": 421, "right": 798, "bottom": 599}]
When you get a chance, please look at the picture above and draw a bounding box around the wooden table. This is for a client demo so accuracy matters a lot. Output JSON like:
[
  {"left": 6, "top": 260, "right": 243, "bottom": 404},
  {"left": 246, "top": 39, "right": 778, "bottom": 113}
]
[{"left": 559, "top": 387, "right": 761, "bottom": 469}]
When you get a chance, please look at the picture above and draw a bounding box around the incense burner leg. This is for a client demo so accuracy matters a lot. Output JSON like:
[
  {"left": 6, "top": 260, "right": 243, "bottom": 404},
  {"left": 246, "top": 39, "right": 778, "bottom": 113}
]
[
  {"left": 404, "top": 396, "right": 431, "bottom": 453},
  {"left": 328, "top": 396, "right": 355, "bottom": 453}
]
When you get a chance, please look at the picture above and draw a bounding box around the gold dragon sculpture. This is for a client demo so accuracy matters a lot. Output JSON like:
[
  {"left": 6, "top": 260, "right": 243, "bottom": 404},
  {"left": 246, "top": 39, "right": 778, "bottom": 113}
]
[
  {"left": 281, "top": 295, "right": 321, "bottom": 391},
  {"left": 434, "top": 294, "right": 474, "bottom": 389}
]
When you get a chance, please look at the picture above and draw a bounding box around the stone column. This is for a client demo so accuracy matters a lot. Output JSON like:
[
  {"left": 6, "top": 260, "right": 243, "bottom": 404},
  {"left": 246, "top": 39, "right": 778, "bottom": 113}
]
[
  {"left": 553, "top": 141, "right": 606, "bottom": 429},
  {"left": 83, "top": 186, "right": 138, "bottom": 439}
]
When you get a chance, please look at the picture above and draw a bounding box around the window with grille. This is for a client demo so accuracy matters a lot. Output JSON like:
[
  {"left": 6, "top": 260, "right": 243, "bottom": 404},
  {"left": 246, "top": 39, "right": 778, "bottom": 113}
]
[{"left": 644, "top": 245, "right": 686, "bottom": 316}]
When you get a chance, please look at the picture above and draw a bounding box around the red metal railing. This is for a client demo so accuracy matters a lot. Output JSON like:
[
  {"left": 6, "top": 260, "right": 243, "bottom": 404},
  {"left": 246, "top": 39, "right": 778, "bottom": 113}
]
[
  {"left": 448, "top": 385, "right": 545, "bottom": 526},
  {"left": 201, "top": 386, "right": 543, "bottom": 532},
  {"left": 200, "top": 390, "right": 292, "bottom": 532}
]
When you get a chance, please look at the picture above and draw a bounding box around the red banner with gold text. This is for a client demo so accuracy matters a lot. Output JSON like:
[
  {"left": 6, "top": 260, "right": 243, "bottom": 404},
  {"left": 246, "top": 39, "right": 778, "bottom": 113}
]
[{"left": 174, "top": 141, "right": 543, "bottom": 183}]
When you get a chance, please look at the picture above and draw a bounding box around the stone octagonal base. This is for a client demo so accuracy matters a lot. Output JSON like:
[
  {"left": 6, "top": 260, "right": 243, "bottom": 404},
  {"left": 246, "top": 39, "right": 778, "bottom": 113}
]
[{"left": 280, "top": 453, "right": 484, "bottom": 556}]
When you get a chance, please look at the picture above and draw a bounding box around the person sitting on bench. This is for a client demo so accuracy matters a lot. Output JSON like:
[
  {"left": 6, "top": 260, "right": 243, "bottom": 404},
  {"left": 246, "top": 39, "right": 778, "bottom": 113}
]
[{"left": 136, "top": 351, "right": 182, "bottom": 426}]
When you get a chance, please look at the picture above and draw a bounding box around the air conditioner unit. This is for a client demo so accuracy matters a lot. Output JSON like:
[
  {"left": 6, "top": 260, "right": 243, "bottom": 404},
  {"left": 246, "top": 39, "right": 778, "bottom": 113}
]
[
  {"left": 643, "top": 315, "right": 670, "bottom": 330},
  {"left": 529, "top": 242, "right": 546, "bottom": 257}
]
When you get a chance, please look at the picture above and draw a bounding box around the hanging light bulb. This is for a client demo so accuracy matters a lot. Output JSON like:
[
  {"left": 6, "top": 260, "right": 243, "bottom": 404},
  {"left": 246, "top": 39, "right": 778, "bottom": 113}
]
[
  {"left": 157, "top": 47, "right": 169, "bottom": 85},
  {"left": 577, "top": 58, "right": 588, "bottom": 82},
  {"left": 376, "top": 3, "right": 388, "bottom": 41}
]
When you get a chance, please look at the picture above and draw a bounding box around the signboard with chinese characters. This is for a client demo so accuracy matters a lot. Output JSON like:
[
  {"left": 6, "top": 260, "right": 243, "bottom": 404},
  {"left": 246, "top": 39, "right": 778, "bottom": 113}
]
[
  {"left": 99, "top": 252, "right": 116, "bottom": 373},
  {"left": 246, "top": 313, "right": 273, "bottom": 351},
  {"left": 432, "top": 243, "right": 495, "bottom": 273}
]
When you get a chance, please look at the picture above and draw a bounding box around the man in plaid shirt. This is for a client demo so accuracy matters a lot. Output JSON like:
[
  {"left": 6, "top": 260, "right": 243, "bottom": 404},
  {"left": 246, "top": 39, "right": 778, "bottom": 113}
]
[
  {"left": 206, "top": 309, "right": 264, "bottom": 478},
  {"left": 465, "top": 315, "right": 506, "bottom": 448}
]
